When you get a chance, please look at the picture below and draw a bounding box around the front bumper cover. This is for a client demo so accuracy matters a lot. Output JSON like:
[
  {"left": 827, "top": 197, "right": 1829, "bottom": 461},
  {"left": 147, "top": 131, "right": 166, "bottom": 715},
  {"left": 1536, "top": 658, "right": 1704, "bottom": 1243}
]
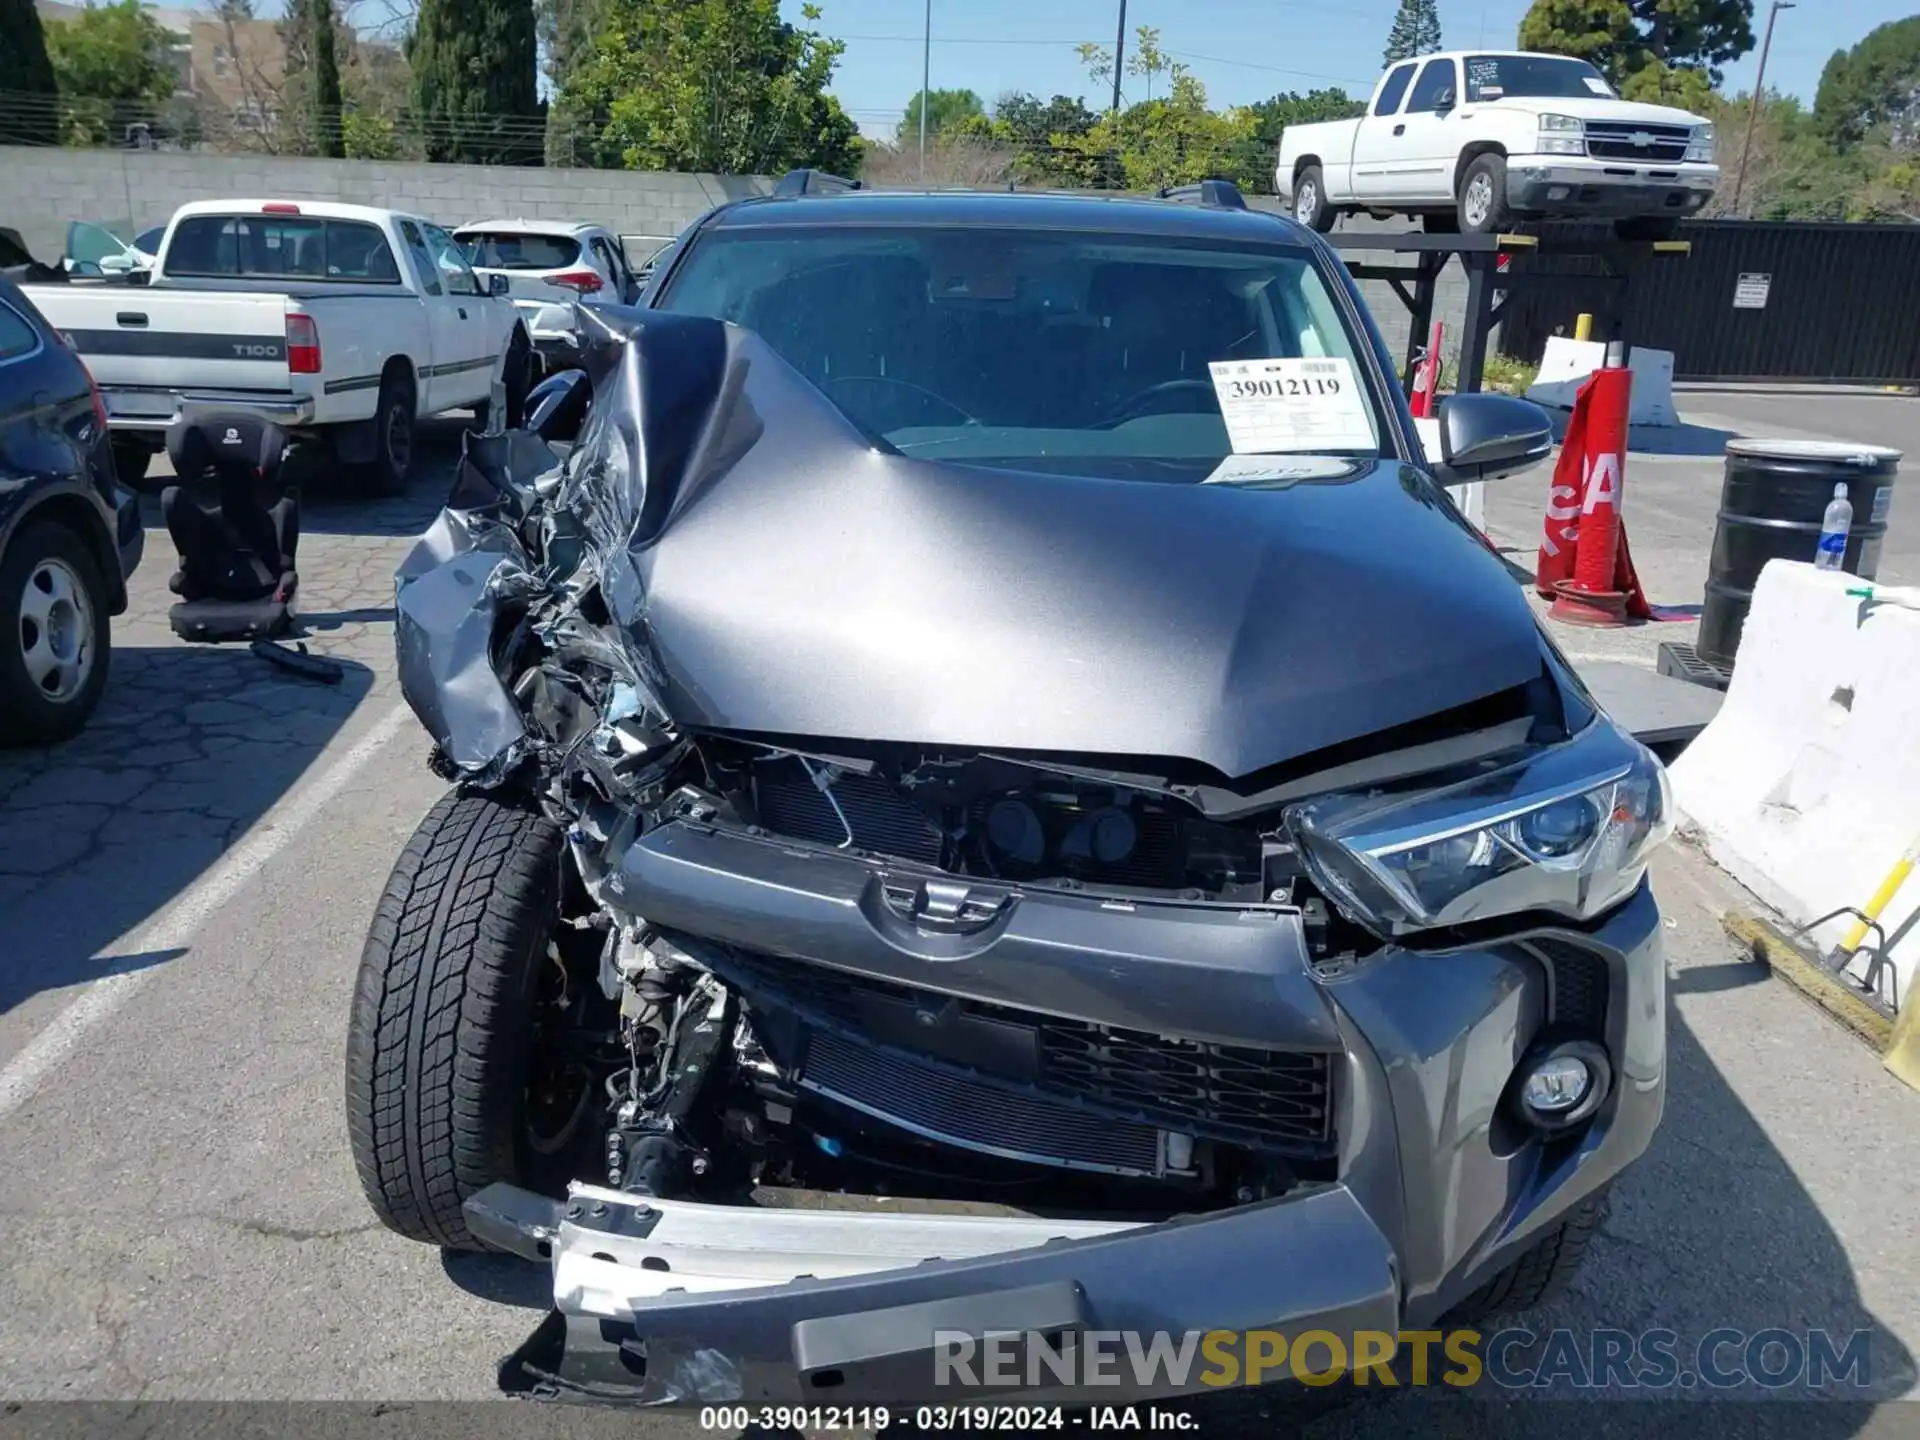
[
  {"left": 1506, "top": 161, "right": 1718, "bottom": 218},
  {"left": 468, "top": 1180, "right": 1401, "bottom": 1405}
]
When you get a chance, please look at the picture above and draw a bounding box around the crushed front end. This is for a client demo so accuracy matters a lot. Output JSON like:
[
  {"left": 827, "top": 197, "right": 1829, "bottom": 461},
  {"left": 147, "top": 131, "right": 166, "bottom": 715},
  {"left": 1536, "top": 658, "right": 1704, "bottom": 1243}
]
[{"left": 383, "top": 312, "right": 1670, "bottom": 1407}]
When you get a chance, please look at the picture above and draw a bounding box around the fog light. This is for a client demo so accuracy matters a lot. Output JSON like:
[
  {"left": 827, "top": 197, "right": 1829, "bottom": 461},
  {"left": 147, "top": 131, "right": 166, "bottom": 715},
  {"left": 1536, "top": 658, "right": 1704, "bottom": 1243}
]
[
  {"left": 1548, "top": 185, "right": 1570, "bottom": 201},
  {"left": 1509, "top": 1040, "right": 1611, "bottom": 1133},
  {"left": 1522, "top": 1056, "right": 1591, "bottom": 1111}
]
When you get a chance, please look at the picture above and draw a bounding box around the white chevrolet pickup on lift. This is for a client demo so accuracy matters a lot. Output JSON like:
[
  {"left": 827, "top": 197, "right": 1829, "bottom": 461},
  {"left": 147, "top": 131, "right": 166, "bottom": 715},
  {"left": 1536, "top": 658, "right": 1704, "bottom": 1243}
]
[
  {"left": 22, "top": 200, "right": 534, "bottom": 494},
  {"left": 1277, "top": 50, "right": 1720, "bottom": 239}
]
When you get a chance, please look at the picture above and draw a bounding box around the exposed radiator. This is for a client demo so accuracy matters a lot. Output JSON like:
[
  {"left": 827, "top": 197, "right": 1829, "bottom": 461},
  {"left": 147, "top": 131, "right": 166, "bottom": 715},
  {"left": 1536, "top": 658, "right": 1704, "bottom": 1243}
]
[
  {"left": 750, "top": 758, "right": 944, "bottom": 863},
  {"left": 717, "top": 949, "right": 1337, "bottom": 1159}
]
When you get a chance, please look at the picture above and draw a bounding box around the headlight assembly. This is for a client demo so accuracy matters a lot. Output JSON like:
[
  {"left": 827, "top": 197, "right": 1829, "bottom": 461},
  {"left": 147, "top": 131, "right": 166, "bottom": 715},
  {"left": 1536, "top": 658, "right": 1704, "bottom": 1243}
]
[
  {"left": 1286, "top": 720, "right": 1671, "bottom": 936},
  {"left": 1686, "top": 123, "right": 1716, "bottom": 163},
  {"left": 1537, "top": 113, "right": 1586, "bottom": 156}
]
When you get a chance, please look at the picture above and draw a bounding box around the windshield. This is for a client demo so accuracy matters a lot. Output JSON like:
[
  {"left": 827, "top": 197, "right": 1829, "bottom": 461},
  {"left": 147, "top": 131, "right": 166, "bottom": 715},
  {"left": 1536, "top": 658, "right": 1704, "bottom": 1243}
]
[
  {"left": 457, "top": 231, "right": 582, "bottom": 270},
  {"left": 1464, "top": 54, "right": 1614, "bottom": 101},
  {"left": 655, "top": 224, "right": 1383, "bottom": 481}
]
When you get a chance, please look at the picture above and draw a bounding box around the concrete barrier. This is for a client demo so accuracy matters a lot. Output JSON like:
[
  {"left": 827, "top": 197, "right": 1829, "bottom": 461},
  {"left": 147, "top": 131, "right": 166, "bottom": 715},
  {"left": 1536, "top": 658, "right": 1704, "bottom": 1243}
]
[
  {"left": 1526, "top": 337, "right": 1680, "bottom": 427},
  {"left": 1668, "top": 560, "right": 1920, "bottom": 1010}
]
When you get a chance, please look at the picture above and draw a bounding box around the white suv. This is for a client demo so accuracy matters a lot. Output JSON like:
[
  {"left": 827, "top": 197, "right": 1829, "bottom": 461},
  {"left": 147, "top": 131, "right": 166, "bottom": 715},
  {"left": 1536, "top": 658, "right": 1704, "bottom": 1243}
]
[{"left": 454, "top": 219, "right": 642, "bottom": 371}]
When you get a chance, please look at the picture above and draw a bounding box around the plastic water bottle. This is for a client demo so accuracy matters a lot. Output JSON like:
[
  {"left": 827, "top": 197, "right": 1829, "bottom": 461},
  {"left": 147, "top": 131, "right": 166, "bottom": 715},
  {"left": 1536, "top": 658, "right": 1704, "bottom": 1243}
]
[{"left": 1814, "top": 483, "right": 1853, "bottom": 571}]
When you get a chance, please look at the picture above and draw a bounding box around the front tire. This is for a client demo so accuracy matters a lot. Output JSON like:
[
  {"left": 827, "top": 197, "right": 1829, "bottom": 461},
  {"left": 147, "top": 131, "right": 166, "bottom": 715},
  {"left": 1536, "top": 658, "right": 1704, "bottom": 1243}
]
[
  {"left": 1449, "top": 1189, "right": 1609, "bottom": 1321},
  {"left": 345, "top": 791, "right": 586, "bottom": 1250},
  {"left": 0, "top": 521, "right": 111, "bottom": 746},
  {"left": 1457, "top": 153, "right": 1513, "bottom": 235},
  {"left": 1292, "top": 165, "right": 1337, "bottom": 233}
]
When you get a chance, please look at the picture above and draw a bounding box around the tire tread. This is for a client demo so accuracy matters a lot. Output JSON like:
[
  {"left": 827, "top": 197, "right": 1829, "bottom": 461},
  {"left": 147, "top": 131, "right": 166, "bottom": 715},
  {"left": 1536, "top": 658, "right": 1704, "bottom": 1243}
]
[{"left": 344, "top": 790, "right": 561, "bottom": 1249}]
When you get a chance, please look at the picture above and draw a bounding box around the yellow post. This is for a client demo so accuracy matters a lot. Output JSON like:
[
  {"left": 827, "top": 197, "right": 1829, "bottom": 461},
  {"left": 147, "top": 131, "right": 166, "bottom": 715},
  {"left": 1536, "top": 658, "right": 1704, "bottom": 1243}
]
[
  {"left": 1574, "top": 313, "right": 1594, "bottom": 341},
  {"left": 1838, "top": 835, "right": 1920, "bottom": 955}
]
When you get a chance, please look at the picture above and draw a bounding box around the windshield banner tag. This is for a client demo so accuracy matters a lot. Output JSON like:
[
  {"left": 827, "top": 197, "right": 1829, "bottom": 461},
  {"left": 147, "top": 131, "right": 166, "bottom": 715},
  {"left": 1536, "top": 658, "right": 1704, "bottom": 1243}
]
[{"left": 1208, "top": 357, "right": 1375, "bottom": 455}]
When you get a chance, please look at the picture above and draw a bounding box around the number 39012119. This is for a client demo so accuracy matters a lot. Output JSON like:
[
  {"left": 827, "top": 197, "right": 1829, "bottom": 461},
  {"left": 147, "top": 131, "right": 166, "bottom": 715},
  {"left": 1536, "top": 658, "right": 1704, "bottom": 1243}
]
[{"left": 1227, "top": 376, "right": 1342, "bottom": 399}]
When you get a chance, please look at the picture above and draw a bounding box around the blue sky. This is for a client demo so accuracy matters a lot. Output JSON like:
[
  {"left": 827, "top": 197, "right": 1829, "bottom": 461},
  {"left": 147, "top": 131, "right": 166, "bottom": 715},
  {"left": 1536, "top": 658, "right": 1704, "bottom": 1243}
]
[{"left": 795, "top": 0, "right": 1917, "bottom": 139}]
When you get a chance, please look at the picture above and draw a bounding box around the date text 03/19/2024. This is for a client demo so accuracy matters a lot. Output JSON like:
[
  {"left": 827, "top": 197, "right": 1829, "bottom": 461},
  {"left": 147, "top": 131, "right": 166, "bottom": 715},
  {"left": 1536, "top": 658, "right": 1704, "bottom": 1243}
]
[{"left": 696, "top": 1408, "right": 1197, "bottom": 1431}]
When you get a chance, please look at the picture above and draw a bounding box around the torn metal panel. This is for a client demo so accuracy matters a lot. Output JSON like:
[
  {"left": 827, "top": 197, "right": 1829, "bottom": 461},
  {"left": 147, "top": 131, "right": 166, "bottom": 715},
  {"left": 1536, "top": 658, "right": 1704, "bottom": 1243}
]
[{"left": 394, "top": 546, "right": 540, "bottom": 780}]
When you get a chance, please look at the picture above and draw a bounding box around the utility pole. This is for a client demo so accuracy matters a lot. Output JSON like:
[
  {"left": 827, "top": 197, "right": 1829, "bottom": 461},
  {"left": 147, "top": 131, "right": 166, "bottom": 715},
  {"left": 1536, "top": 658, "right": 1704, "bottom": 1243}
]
[
  {"left": 1732, "top": 0, "right": 1795, "bottom": 215},
  {"left": 1110, "top": 0, "right": 1127, "bottom": 115},
  {"left": 919, "top": 0, "right": 931, "bottom": 185}
]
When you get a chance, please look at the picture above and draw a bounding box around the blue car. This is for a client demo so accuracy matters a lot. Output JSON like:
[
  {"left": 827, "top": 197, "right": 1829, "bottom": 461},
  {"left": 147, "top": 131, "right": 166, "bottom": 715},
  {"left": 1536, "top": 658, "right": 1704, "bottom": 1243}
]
[{"left": 0, "top": 274, "right": 145, "bottom": 744}]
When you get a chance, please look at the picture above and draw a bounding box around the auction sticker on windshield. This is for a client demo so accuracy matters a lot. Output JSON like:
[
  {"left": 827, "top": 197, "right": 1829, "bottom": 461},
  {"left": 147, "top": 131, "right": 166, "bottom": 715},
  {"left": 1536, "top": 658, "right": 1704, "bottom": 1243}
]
[{"left": 1208, "top": 358, "right": 1375, "bottom": 454}]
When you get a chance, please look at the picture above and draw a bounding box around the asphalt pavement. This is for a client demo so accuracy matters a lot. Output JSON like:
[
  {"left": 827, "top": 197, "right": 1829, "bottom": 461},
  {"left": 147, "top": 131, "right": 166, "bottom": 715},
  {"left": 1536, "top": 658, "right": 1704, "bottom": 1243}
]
[{"left": 1, "top": 400, "right": 1917, "bottom": 1438}]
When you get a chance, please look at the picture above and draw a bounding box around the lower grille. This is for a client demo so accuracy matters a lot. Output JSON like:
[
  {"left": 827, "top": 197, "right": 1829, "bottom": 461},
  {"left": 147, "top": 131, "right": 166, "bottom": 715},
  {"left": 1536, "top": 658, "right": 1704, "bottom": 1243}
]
[
  {"left": 716, "top": 949, "right": 1337, "bottom": 1157},
  {"left": 802, "top": 1030, "right": 1165, "bottom": 1176}
]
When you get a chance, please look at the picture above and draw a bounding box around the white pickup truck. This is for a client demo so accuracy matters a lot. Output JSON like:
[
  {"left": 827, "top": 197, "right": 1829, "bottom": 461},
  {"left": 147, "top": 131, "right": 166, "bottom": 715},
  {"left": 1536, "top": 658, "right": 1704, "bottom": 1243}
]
[
  {"left": 1276, "top": 50, "right": 1719, "bottom": 240},
  {"left": 22, "top": 200, "right": 533, "bottom": 494}
]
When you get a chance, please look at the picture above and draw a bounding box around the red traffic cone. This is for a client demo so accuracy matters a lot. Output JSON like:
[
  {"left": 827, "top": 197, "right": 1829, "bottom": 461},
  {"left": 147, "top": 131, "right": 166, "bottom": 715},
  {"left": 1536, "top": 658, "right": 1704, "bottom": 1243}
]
[
  {"left": 1549, "top": 364, "right": 1634, "bottom": 626},
  {"left": 1534, "top": 375, "right": 1593, "bottom": 598}
]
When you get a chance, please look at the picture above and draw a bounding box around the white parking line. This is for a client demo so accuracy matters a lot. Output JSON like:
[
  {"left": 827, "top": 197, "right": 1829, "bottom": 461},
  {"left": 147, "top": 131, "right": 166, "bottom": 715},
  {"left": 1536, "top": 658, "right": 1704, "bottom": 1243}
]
[{"left": 0, "top": 701, "right": 415, "bottom": 1126}]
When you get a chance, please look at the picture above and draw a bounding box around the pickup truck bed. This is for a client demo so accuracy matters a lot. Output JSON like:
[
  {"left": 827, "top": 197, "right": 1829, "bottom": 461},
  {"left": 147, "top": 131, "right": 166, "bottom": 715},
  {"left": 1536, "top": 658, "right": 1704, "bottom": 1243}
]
[{"left": 22, "top": 200, "right": 531, "bottom": 494}]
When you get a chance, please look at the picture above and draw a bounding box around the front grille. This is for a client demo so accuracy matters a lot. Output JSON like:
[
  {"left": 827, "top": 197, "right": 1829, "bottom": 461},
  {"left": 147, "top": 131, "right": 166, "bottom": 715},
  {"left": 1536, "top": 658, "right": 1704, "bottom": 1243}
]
[
  {"left": 1584, "top": 123, "right": 1692, "bottom": 163},
  {"left": 751, "top": 758, "right": 944, "bottom": 863},
  {"left": 1524, "top": 938, "right": 1612, "bottom": 1038},
  {"left": 802, "top": 1030, "right": 1165, "bottom": 1175},
  {"left": 716, "top": 949, "right": 1336, "bottom": 1157}
]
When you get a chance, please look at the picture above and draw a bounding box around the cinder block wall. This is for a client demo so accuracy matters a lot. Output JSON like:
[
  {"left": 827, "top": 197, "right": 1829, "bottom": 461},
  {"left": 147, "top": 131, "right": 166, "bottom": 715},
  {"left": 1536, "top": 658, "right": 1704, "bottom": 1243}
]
[{"left": 0, "top": 146, "right": 772, "bottom": 261}]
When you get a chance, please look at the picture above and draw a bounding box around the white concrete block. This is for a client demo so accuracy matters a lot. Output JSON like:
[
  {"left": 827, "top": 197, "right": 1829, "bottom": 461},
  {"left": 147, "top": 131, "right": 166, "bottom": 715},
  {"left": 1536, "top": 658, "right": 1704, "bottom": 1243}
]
[{"left": 1526, "top": 337, "right": 1681, "bottom": 427}]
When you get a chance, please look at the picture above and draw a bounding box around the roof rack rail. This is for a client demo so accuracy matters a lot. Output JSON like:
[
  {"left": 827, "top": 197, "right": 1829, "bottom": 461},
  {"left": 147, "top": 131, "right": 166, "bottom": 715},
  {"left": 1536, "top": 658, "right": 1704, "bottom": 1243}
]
[
  {"left": 1156, "top": 179, "right": 1248, "bottom": 210},
  {"left": 772, "top": 169, "right": 863, "bottom": 197}
]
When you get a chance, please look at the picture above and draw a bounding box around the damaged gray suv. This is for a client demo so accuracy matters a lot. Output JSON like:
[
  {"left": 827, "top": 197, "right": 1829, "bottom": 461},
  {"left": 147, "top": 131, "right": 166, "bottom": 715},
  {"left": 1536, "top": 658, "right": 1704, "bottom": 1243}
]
[{"left": 345, "top": 177, "right": 1670, "bottom": 1407}]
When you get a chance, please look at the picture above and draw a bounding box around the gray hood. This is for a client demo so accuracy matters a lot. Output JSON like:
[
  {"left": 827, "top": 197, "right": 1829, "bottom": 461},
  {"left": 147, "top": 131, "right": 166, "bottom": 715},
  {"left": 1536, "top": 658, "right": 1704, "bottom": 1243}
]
[{"left": 399, "top": 312, "right": 1546, "bottom": 782}]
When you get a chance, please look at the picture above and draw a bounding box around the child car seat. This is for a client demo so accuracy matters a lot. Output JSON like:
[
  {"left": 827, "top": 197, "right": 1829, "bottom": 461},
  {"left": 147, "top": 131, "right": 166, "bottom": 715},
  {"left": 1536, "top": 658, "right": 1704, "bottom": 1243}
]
[{"left": 161, "top": 413, "right": 302, "bottom": 642}]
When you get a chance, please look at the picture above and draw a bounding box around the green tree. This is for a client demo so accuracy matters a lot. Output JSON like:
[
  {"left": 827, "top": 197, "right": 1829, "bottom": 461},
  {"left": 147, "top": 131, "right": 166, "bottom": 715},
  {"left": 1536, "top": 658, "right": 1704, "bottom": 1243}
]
[
  {"left": 408, "top": 0, "right": 542, "bottom": 164},
  {"left": 538, "top": 0, "right": 602, "bottom": 164},
  {"left": 560, "top": 0, "right": 859, "bottom": 174},
  {"left": 989, "top": 91, "right": 1097, "bottom": 184},
  {"left": 1056, "top": 50, "right": 1261, "bottom": 194},
  {"left": 1518, "top": 0, "right": 1754, "bottom": 90},
  {"left": 43, "top": 0, "right": 177, "bottom": 146},
  {"left": 1383, "top": 0, "right": 1443, "bottom": 66},
  {"left": 1813, "top": 16, "right": 1920, "bottom": 151},
  {"left": 898, "top": 88, "right": 985, "bottom": 144},
  {"left": 0, "top": 0, "right": 60, "bottom": 145},
  {"left": 281, "top": 0, "right": 345, "bottom": 157}
]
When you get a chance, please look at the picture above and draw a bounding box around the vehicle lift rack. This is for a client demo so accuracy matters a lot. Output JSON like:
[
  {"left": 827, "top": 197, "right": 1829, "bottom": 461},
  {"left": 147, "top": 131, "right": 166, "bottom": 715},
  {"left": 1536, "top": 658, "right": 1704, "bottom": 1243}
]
[{"left": 1323, "top": 230, "right": 1691, "bottom": 396}]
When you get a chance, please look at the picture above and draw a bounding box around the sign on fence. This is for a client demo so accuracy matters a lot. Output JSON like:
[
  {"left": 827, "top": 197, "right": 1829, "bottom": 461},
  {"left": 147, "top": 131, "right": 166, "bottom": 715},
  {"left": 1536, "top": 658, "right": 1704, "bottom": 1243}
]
[{"left": 1733, "top": 273, "right": 1772, "bottom": 309}]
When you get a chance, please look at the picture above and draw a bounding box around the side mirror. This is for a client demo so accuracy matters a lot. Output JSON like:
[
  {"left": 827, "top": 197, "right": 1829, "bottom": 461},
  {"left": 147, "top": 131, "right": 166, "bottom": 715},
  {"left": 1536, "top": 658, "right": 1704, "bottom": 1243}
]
[
  {"left": 1431, "top": 392, "right": 1553, "bottom": 485},
  {"left": 488, "top": 272, "right": 510, "bottom": 298},
  {"left": 69, "top": 260, "right": 105, "bottom": 278}
]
